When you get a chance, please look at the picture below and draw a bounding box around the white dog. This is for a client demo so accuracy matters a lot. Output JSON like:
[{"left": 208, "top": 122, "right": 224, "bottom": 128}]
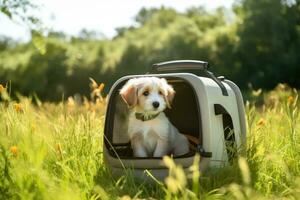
[{"left": 119, "top": 77, "right": 189, "bottom": 157}]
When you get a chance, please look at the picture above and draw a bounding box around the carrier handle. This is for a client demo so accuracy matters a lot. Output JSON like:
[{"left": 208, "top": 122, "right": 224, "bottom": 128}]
[
  {"left": 152, "top": 60, "right": 208, "bottom": 72},
  {"left": 151, "top": 60, "right": 228, "bottom": 96}
]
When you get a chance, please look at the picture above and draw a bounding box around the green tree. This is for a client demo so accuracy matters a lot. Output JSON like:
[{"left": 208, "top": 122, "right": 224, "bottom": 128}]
[
  {"left": 235, "top": 0, "right": 300, "bottom": 88},
  {"left": 19, "top": 41, "right": 68, "bottom": 100},
  {"left": 0, "top": 0, "right": 40, "bottom": 28}
]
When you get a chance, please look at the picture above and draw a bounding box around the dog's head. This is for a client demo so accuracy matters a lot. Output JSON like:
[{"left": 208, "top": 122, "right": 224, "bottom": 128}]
[{"left": 120, "top": 77, "right": 175, "bottom": 114}]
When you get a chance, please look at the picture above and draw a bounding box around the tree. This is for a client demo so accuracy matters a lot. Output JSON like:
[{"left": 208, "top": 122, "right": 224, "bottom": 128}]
[
  {"left": 0, "top": 0, "right": 40, "bottom": 28},
  {"left": 134, "top": 7, "right": 159, "bottom": 25},
  {"left": 235, "top": 0, "right": 300, "bottom": 88}
]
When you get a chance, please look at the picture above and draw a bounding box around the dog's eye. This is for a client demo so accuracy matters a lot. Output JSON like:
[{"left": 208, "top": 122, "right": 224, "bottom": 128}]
[
  {"left": 143, "top": 91, "right": 149, "bottom": 96},
  {"left": 159, "top": 91, "right": 163, "bottom": 95}
]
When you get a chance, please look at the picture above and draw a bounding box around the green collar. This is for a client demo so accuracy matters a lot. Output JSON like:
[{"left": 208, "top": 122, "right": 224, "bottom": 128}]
[{"left": 135, "top": 112, "right": 160, "bottom": 121}]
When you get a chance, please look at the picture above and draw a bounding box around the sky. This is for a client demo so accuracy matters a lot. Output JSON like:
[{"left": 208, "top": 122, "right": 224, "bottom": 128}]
[{"left": 0, "top": 0, "right": 234, "bottom": 41}]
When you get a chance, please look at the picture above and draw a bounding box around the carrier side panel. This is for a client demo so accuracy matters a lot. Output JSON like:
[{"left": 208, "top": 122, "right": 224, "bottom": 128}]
[
  {"left": 196, "top": 77, "right": 242, "bottom": 166},
  {"left": 224, "top": 80, "right": 247, "bottom": 144}
]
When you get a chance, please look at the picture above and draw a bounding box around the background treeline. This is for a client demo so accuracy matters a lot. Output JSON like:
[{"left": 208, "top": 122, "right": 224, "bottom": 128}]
[{"left": 0, "top": 0, "right": 299, "bottom": 101}]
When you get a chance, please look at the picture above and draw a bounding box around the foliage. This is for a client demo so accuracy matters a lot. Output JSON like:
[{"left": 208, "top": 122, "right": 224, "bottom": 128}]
[
  {"left": 0, "top": 0, "right": 40, "bottom": 28},
  {"left": 235, "top": 0, "right": 300, "bottom": 88},
  {"left": 0, "top": 0, "right": 299, "bottom": 100},
  {"left": 0, "top": 81, "right": 299, "bottom": 199}
]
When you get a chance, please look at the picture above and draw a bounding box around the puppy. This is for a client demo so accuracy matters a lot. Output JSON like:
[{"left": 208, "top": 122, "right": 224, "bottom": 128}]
[{"left": 120, "top": 77, "right": 189, "bottom": 157}]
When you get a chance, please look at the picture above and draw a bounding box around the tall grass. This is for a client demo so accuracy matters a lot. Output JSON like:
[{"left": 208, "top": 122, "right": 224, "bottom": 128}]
[{"left": 0, "top": 83, "right": 299, "bottom": 199}]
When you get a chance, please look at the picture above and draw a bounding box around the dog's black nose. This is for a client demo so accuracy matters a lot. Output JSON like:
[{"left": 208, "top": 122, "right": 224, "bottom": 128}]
[{"left": 152, "top": 101, "right": 160, "bottom": 108}]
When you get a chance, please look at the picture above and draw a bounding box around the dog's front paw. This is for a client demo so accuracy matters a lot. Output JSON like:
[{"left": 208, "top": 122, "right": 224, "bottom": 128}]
[
  {"left": 133, "top": 148, "right": 148, "bottom": 157},
  {"left": 131, "top": 133, "right": 148, "bottom": 157},
  {"left": 153, "top": 140, "right": 169, "bottom": 157}
]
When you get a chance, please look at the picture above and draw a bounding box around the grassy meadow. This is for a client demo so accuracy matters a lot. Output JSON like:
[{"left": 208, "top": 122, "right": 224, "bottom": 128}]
[{"left": 0, "top": 82, "right": 299, "bottom": 200}]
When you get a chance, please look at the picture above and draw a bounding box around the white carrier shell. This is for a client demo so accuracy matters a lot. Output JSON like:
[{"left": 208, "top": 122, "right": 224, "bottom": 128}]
[{"left": 103, "top": 60, "right": 246, "bottom": 181}]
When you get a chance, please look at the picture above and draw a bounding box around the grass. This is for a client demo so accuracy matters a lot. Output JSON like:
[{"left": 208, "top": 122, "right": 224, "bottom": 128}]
[{"left": 0, "top": 83, "right": 299, "bottom": 200}]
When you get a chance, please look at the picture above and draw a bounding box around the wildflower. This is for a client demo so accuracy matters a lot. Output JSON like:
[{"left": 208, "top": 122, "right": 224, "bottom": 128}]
[
  {"left": 92, "top": 89, "right": 100, "bottom": 98},
  {"left": 89, "top": 78, "right": 105, "bottom": 99},
  {"left": 83, "top": 98, "right": 90, "bottom": 110},
  {"left": 252, "top": 88, "right": 262, "bottom": 97},
  {"left": 10, "top": 146, "right": 18, "bottom": 156},
  {"left": 67, "top": 97, "right": 75, "bottom": 108},
  {"left": 96, "top": 98, "right": 104, "bottom": 105},
  {"left": 13, "top": 103, "right": 23, "bottom": 112},
  {"left": 257, "top": 118, "right": 266, "bottom": 127},
  {"left": 276, "top": 83, "right": 287, "bottom": 91},
  {"left": 89, "top": 77, "right": 98, "bottom": 89},
  {"left": 288, "top": 96, "right": 294, "bottom": 105},
  {"left": 0, "top": 84, "right": 5, "bottom": 93},
  {"left": 98, "top": 83, "right": 105, "bottom": 93},
  {"left": 92, "top": 84, "right": 105, "bottom": 98}
]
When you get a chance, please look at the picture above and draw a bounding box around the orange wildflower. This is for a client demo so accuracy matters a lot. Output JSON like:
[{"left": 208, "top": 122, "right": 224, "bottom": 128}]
[
  {"left": 0, "top": 84, "right": 5, "bottom": 93},
  {"left": 83, "top": 98, "right": 90, "bottom": 110},
  {"left": 13, "top": 103, "right": 23, "bottom": 112},
  {"left": 92, "top": 89, "right": 99, "bottom": 98},
  {"left": 91, "top": 83, "right": 105, "bottom": 98},
  {"left": 257, "top": 118, "right": 266, "bottom": 127},
  {"left": 98, "top": 83, "right": 105, "bottom": 93},
  {"left": 288, "top": 96, "right": 294, "bottom": 105},
  {"left": 67, "top": 97, "right": 75, "bottom": 108},
  {"left": 10, "top": 146, "right": 18, "bottom": 156},
  {"left": 89, "top": 77, "right": 98, "bottom": 89}
]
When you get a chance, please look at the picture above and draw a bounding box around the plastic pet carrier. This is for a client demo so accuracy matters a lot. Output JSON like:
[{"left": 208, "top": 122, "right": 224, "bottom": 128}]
[{"left": 103, "top": 60, "right": 246, "bottom": 180}]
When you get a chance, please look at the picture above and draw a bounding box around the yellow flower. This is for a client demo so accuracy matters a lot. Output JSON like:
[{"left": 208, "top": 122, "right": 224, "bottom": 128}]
[
  {"left": 257, "top": 118, "right": 266, "bottom": 127},
  {"left": 13, "top": 103, "right": 23, "bottom": 112},
  {"left": 92, "top": 88, "right": 100, "bottom": 98},
  {"left": 288, "top": 96, "right": 294, "bottom": 105},
  {"left": 10, "top": 146, "right": 18, "bottom": 156},
  {"left": 83, "top": 98, "right": 90, "bottom": 110},
  {"left": 98, "top": 83, "right": 105, "bottom": 93},
  {"left": 277, "top": 83, "right": 286, "bottom": 91},
  {"left": 89, "top": 77, "right": 98, "bottom": 89},
  {"left": 67, "top": 97, "right": 75, "bottom": 108},
  {"left": 91, "top": 83, "right": 105, "bottom": 99},
  {"left": 252, "top": 88, "right": 262, "bottom": 97},
  {"left": 0, "top": 84, "right": 5, "bottom": 93}
]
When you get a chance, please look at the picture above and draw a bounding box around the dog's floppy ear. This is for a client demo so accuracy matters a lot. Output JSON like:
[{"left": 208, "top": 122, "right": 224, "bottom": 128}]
[
  {"left": 120, "top": 79, "right": 138, "bottom": 108},
  {"left": 161, "top": 78, "right": 175, "bottom": 109}
]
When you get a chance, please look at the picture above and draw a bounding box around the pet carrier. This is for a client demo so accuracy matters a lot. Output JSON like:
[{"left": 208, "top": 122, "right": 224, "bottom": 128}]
[{"left": 103, "top": 60, "right": 246, "bottom": 180}]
